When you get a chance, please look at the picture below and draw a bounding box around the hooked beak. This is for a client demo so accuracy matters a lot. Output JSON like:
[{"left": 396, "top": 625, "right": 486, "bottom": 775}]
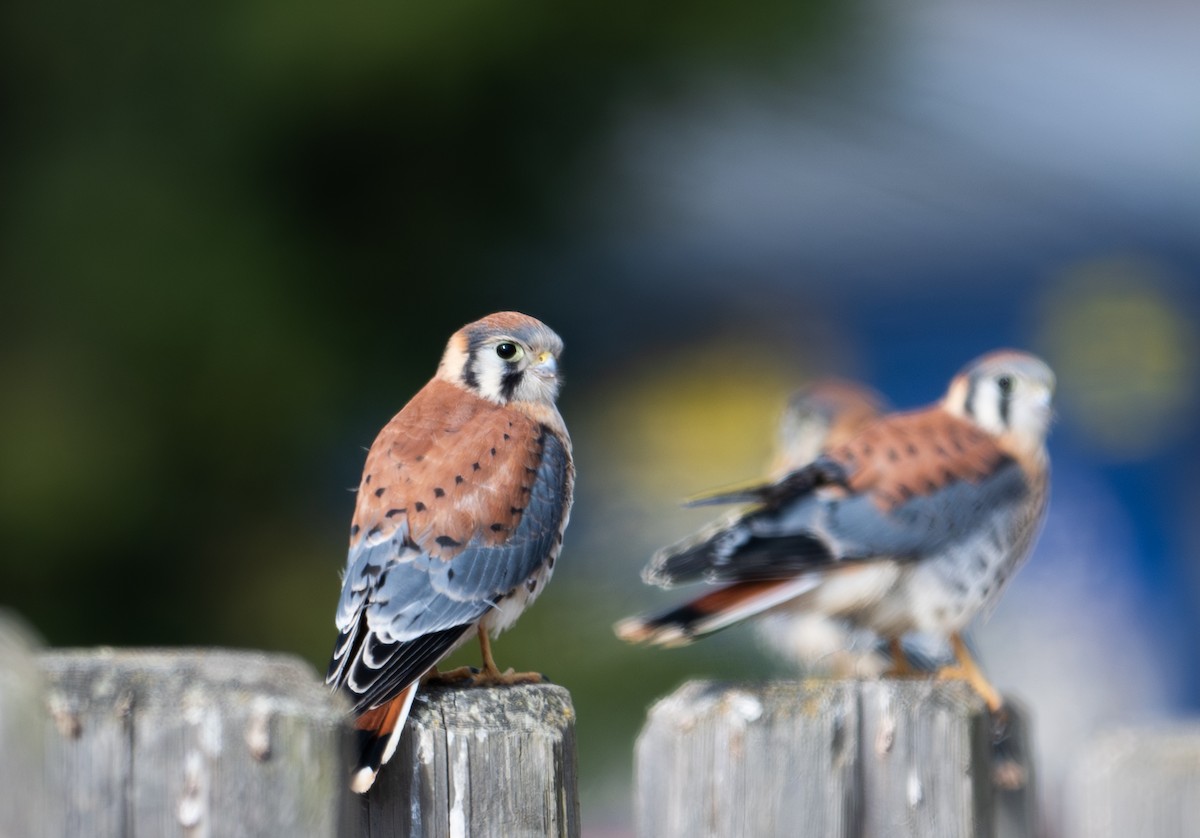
[{"left": 532, "top": 351, "right": 558, "bottom": 379}]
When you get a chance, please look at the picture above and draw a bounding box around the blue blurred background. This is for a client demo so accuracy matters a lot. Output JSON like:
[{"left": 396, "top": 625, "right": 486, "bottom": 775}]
[{"left": 2, "top": 0, "right": 1198, "bottom": 834}]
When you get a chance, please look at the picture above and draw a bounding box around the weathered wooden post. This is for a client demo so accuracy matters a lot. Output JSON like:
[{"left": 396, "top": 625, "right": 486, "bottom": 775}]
[
  {"left": 635, "top": 679, "right": 1035, "bottom": 838},
  {"left": 346, "top": 682, "right": 581, "bottom": 838},
  {"left": 38, "top": 648, "right": 348, "bottom": 838},
  {"left": 28, "top": 645, "right": 579, "bottom": 837},
  {"left": 1066, "top": 726, "right": 1200, "bottom": 838},
  {"left": 0, "top": 613, "right": 57, "bottom": 838}
]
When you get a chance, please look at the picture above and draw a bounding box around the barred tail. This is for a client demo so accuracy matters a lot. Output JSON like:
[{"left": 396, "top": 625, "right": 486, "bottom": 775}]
[
  {"left": 349, "top": 685, "right": 418, "bottom": 794},
  {"left": 614, "top": 577, "right": 821, "bottom": 647}
]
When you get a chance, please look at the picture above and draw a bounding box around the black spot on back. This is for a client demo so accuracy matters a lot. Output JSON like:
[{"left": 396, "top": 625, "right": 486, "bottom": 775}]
[
  {"left": 414, "top": 502, "right": 426, "bottom": 512},
  {"left": 434, "top": 487, "right": 445, "bottom": 498}
]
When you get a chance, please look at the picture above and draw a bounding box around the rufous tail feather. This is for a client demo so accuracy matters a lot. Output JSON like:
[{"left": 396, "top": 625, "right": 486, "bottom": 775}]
[{"left": 350, "top": 685, "right": 418, "bottom": 794}]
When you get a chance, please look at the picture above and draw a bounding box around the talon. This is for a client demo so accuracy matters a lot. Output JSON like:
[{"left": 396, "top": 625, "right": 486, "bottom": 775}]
[
  {"left": 471, "top": 668, "right": 544, "bottom": 687},
  {"left": 882, "top": 637, "right": 915, "bottom": 678},
  {"left": 937, "top": 633, "right": 1003, "bottom": 712},
  {"left": 424, "top": 665, "right": 479, "bottom": 686},
  {"left": 463, "top": 625, "right": 547, "bottom": 686}
]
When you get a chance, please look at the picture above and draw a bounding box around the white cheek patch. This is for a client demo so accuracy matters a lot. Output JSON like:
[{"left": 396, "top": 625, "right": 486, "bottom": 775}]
[
  {"left": 471, "top": 354, "right": 508, "bottom": 403},
  {"left": 970, "top": 381, "right": 1005, "bottom": 434}
]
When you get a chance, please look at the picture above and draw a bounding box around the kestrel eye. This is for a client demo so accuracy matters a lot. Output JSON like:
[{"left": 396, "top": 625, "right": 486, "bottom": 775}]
[
  {"left": 996, "top": 375, "right": 1014, "bottom": 394},
  {"left": 495, "top": 342, "right": 522, "bottom": 361}
]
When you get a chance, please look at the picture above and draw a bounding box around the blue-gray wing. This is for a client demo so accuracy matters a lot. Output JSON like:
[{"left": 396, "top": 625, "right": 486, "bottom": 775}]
[
  {"left": 648, "top": 455, "right": 1031, "bottom": 587},
  {"left": 327, "top": 429, "right": 572, "bottom": 712}
]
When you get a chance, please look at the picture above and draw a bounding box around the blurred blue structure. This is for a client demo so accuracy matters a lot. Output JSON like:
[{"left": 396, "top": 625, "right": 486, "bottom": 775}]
[{"left": 522, "top": 4, "right": 1200, "bottom": 831}]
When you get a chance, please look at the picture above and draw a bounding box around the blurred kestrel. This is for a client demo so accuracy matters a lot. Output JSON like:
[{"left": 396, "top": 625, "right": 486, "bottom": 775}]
[
  {"left": 326, "top": 312, "right": 574, "bottom": 793},
  {"left": 617, "top": 351, "right": 1054, "bottom": 710},
  {"left": 760, "top": 379, "right": 896, "bottom": 675}
]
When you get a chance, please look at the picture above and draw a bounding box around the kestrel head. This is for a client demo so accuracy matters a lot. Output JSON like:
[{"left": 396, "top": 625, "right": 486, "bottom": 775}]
[
  {"left": 943, "top": 349, "right": 1056, "bottom": 450},
  {"left": 773, "top": 380, "right": 885, "bottom": 475},
  {"left": 437, "top": 312, "right": 565, "bottom": 405}
]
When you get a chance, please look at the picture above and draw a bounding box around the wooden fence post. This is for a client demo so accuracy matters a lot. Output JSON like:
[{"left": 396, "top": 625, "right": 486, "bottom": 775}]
[
  {"left": 38, "top": 648, "right": 348, "bottom": 838},
  {"left": 1066, "top": 726, "right": 1200, "bottom": 838},
  {"left": 0, "top": 613, "right": 56, "bottom": 838},
  {"left": 346, "top": 682, "right": 581, "bottom": 838},
  {"left": 634, "top": 679, "right": 1035, "bottom": 838}
]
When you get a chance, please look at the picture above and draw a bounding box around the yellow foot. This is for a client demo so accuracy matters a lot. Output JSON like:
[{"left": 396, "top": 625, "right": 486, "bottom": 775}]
[
  {"left": 471, "top": 667, "right": 545, "bottom": 687},
  {"left": 470, "top": 623, "right": 544, "bottom": 687},
  {"left": 936, "top": 665, "right": 1003, "bottom": 712},
  {"left": 424, "top": 665, "right": 479, "bottom": 686},
  {"left": 881, "top": 637, "right": 916, "bottom": 678},
  {"left": 935, "top": 632, "right": 1004, "bottom": 712}
]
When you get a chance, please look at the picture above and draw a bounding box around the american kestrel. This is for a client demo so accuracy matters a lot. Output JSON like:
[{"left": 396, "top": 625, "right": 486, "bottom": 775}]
[
  {"left": 326, "top": 312, "right": 574, "bottom": 793},
  {"left": 620, "top": 378, "right": 905, "bottom": 674},
  {"left": 617, "top": 350, "right": 1054, "bottom": 710},
  {"left": 762, "top": 379, "right": 896, "bottom": 675}
]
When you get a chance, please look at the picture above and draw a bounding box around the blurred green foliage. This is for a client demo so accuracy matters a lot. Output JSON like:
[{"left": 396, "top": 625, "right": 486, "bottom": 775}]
[
  {"left": 1, "top": 0, "right": 853, "bottom": 825},
  {"left": 1, "top": 0, "right": 849, "bottom": 641}
]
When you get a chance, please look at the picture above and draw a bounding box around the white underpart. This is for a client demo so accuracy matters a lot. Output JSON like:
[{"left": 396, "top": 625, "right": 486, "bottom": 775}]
[
  {"left": 751, "top": 561, "right": 904, "bottom": 673},
  {"left": 809, "top": 562, "right": 904, "bottom": 620},
  {"left": 755, "top": 612, "right": 891, "bottom": 677},
  {"left": 971, "top": 381, "right": 1006, "bottom": 433}
]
